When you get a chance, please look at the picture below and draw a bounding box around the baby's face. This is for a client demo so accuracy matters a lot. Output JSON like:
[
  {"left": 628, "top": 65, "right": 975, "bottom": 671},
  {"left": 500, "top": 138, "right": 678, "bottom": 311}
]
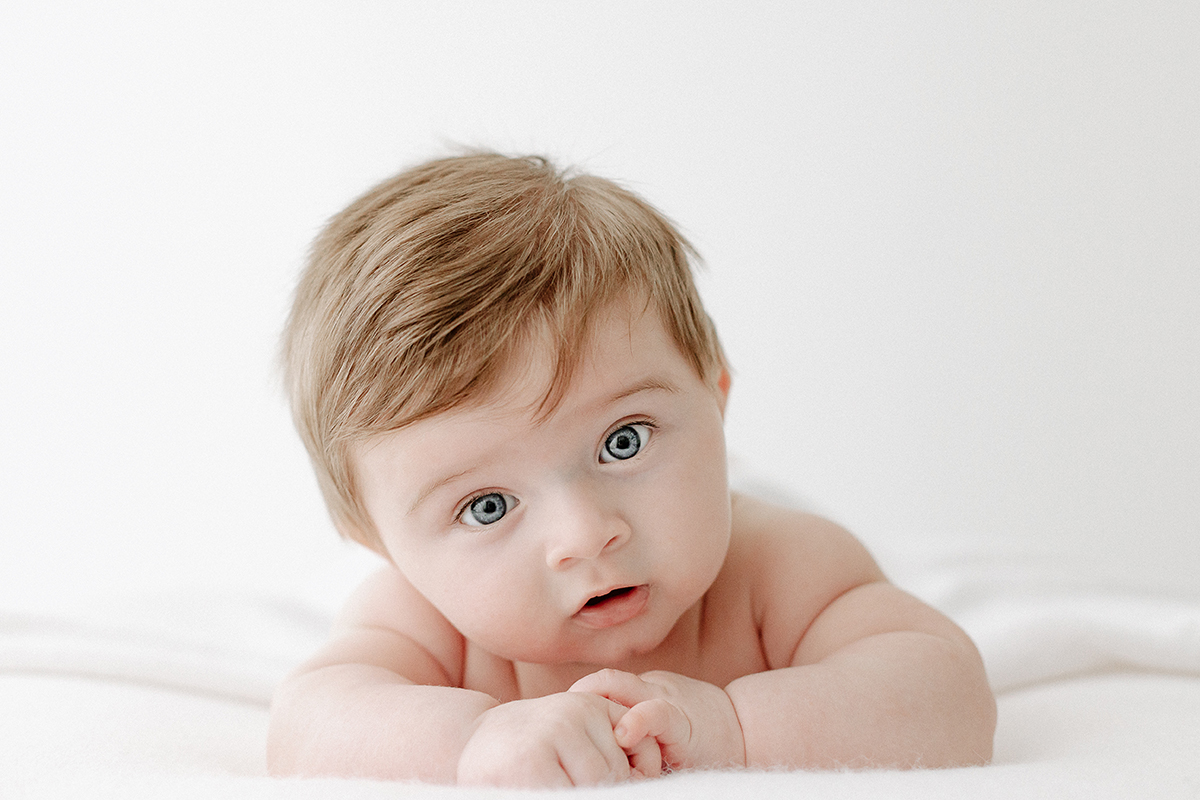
[{"left": 354, "top": 303, "right": 732, "bottom": 668}]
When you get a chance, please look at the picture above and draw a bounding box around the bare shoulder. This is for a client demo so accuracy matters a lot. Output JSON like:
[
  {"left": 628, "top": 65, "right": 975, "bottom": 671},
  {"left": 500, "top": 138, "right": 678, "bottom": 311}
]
[
  {"left": 729, "top": 493, "right": 981, "bottom": 673},
  {"left": 728, "top": 492, "right": 885, "bottom": 597},
  {"left": 294, "top": 564, "right": 466, "bottom": 687},
  {"left": 726, "top": 492, "right": 885, "bottom": 669}
]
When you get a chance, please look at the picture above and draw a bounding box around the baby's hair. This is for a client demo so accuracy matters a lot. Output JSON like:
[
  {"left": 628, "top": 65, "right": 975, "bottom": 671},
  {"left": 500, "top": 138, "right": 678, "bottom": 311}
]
[{"left": 283, "top": 152, "right": 723, "bottom": 549}]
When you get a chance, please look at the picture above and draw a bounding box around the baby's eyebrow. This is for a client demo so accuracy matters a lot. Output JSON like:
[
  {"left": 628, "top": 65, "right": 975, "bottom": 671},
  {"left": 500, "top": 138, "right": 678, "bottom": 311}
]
[
  {"left": 605, "top": 377, "right": 679, "bottom": 404},
  {"left": 408, "top": 467, "right": 476, "bottom": 516}
]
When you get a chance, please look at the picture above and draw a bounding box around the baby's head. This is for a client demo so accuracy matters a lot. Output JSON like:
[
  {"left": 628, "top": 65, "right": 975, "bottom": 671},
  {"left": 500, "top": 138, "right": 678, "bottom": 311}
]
[{"left": 283, "top": 152, "right": 724, "bottom": 549}]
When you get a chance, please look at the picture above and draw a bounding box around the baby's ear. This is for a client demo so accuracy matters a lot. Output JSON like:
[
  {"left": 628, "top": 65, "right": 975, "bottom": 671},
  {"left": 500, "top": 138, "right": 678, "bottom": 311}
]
[{"left": 716, "top": 368, "right": 732, "bottom": 415}]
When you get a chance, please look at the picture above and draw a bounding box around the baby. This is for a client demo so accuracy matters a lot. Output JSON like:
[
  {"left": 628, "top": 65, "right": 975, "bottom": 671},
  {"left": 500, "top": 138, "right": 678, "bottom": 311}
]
[{"left": 268, "top": 152, "right": 996, "bottom": 786}]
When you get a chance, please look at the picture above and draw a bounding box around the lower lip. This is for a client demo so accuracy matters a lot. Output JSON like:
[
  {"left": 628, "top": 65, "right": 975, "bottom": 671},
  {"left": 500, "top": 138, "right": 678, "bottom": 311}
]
[{"left": 574, "top": 585, "right": 650, "bottom": 629}]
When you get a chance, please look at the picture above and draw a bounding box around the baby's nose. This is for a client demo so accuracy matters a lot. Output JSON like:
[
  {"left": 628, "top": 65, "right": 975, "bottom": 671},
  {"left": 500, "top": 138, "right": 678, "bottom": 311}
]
[{"left": 544, "top": 490, "right": 631, "bottom": 569}]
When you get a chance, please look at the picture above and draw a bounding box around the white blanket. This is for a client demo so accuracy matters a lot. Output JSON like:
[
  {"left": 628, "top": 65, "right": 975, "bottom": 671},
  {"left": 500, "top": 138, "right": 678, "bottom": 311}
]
[{"left": 5, "top": 559, "right": 1199, "bottom": 799}]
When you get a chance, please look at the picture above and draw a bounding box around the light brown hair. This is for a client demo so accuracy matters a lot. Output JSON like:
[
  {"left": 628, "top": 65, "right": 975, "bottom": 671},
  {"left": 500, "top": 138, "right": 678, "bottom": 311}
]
[{"left": 282, "top": 152, "right": 722, "bottom": 549}]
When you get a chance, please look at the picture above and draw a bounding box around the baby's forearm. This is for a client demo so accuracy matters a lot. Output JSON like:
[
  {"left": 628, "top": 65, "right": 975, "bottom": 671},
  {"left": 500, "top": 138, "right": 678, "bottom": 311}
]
[
  {"left": 726, "top": 630, "right": 995, "bottom": 769},
  {"left": 268, "top": 663, "right": 498, "bottom": 782}
]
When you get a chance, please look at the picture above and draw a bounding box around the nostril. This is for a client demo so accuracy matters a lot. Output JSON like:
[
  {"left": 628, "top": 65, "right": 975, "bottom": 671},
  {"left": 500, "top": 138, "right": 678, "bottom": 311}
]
[{"left": 545, "top": 511, "right": 630, "bottom": 568}]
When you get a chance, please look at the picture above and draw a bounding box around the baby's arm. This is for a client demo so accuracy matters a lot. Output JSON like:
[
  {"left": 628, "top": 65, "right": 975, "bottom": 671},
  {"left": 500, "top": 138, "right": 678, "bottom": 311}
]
[
  {"left": 267, "top": 568, "right": 657, "bottom": 785},
  {"left": 727, "top": 580, "right": 996, "bottom": 769},
  {"left": 728, "top": 506, "right": 995, "bottom": 768},
  {"left": 577, "top": 502, "right": 996, "bottom": 771}
]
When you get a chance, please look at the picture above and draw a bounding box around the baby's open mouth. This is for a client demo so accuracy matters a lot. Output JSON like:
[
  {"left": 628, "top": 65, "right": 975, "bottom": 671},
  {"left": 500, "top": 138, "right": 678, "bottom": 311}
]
[
  {"left": 574, "top": 584, "right": 649, "bottom": 629},
  {"left": 584, "top": 586, "right": 636, "bottom": 608}
]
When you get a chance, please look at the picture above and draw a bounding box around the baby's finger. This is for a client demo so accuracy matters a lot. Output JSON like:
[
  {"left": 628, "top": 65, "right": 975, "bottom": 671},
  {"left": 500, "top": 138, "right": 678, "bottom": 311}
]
[
  {"left": 616, "top": 698, "right": 690, "bottom": 752},
  {"left": 624, "top": 729, "right": 663, "bottom": 779},
  {"left": 579, "top": 723, "right": 636, "bottom": 783},
  {"left": 457, "top": 747, "right": 574, "bottom": 788},
  {"left": 562, "top": 741, "right": 627, "bottom": 787},
  {"left": 572, "top": 697, "right": 642, "bottom": 783},
  {"left": 570, "top": 668, "right": 658, "bottom": 709}
]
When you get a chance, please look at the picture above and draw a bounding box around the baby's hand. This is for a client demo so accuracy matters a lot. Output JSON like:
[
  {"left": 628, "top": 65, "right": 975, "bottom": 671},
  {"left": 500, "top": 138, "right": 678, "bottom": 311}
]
[
  {"left": 456, "top": 692, "right": 662, "bottom": 787},
  {"left": 570, "top": 669, "right": 746, "bottom": 772}
]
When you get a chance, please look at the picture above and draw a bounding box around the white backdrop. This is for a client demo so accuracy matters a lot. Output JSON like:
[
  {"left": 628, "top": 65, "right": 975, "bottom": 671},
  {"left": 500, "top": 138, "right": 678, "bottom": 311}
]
[{"left": 2, "top": 2, "right": 1197, "bottom": 615}]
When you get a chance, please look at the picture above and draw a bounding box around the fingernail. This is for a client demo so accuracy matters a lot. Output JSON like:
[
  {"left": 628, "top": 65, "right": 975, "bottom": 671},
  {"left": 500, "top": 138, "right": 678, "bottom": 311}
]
[{"left": 615, "top": 724, "right": 627, "bottom": 740}]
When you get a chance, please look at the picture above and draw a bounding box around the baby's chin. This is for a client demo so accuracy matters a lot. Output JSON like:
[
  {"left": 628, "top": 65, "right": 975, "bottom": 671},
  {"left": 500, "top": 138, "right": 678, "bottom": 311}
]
[{"left": 480, "top": 623, "right": 678, "bottom": 673}]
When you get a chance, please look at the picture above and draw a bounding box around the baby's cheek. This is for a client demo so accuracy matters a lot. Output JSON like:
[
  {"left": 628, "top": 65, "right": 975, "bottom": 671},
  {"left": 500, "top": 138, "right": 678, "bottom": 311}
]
[{"left": 453, "top": 587, "right": 540, "bottom": 643}]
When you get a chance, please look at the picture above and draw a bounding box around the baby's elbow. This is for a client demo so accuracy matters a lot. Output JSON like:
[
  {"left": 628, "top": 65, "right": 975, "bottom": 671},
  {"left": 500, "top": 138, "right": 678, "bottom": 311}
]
[
  {"left": 266, "top": 669, "right": 334, "bottom": 777},
  {"left": 963, "top": 680, "right": 998, "bottom": 766},
  {"left": 936, "top": 641, "right": 997, "bottom": 767},
  {"left": 266, "top": 731, "right": 298, "bottom": 778},
  {"left": 266, "top": 679, "right": 305, "bottom": 776},
  {"left": 889, "top": 630, "right": 997, "bottom": 768},
  {"left": 942, "top": 691, "right": 996, "bottom": 767}
]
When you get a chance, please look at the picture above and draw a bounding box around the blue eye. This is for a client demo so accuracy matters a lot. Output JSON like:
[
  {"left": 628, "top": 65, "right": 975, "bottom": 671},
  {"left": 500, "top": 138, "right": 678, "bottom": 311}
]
[
  {"left": 460, "top": 492, "right": 516, "bottom": 526},
  {"left": 600, "top": 424, "right": 650, "bottom": 462}
]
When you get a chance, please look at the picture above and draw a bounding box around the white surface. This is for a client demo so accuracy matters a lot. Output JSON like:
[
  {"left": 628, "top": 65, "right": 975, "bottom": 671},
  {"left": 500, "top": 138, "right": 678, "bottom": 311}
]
[
  {"left": 3, "top": 574, "right": 1199, "bottom": 798},
  {"left": 2, "top": 2, "right": 1198, "bottom": 797},
  {"left": 4, "top": 671, "right": 1200, "bottom": 799}
]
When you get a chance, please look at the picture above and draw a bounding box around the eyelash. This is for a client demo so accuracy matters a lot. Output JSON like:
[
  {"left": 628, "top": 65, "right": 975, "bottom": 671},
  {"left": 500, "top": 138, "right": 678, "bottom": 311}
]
[
  {"left": 451, "top": 419, "right": 659, "bottom": 525},
  {"left": 456, "top": 490, "right": 509, "bottom": 524},
  {"left": 600, "top": 419, "right": 657, "bottom": 459}
]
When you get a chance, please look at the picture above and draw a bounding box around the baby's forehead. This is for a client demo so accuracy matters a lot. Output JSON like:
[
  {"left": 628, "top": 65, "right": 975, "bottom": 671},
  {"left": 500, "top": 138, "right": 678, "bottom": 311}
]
[
  {"left": 427, "top": 301, "right": 679, "bottom": 424},
  {"left": 462, "top": 297, "right": 652, "bottom": 407},
  {"left": 353, "top": 297, "right": 697, "bottom": 467}
]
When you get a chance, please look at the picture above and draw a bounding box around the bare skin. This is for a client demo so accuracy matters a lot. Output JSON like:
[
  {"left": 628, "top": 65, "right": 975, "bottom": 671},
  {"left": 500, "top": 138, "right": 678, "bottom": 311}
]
[{"left": 268, "top": 304, "right": 997, "bottom": 786}]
